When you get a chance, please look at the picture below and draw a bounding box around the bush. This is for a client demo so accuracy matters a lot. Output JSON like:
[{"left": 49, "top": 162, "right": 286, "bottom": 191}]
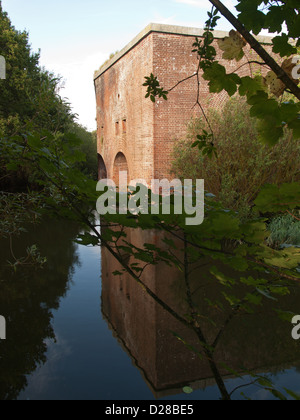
[
  {"left": 267, "top": 214, "right": 300, "bottom": 249},
  {"left": 68, "top": 124, "right": 97, "bottom": 180},
  {"left": 172, "top": 97, "right": 300, "bottom": 220}
]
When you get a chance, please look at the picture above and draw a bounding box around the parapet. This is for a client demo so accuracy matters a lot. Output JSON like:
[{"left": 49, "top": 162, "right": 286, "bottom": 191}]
[{"left": 93, "top": 22, "right": 273, "bottom": 81}]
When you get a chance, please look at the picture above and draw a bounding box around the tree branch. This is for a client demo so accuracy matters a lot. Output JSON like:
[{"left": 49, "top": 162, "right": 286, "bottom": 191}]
[{"left": 209, "top": 0, "right": 300, "bottom": 100}]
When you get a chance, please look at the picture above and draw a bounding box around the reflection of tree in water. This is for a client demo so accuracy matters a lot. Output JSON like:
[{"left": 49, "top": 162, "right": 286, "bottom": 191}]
[{"left": 0, "top": 219, "right": 81, "bottom": 400}]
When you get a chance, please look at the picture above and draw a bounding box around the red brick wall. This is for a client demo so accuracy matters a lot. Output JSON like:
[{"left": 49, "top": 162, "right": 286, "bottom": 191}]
[
  {"left": 95, "top": 34, "right": 155, "bottom": 185},
  {"left": 95, "top": 29, "right": 274, "bottom": 184},
  {"left": 151, "top": 33, "right": 274, "bottom": 180}
]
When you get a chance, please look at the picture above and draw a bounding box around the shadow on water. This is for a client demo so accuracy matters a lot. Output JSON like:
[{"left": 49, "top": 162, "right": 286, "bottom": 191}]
[
  {"left": 101, "top": 227, "right": 300, "bottom": 399},
  {"left": 0, "top": 218, "right": 80, "bottom": 400}
]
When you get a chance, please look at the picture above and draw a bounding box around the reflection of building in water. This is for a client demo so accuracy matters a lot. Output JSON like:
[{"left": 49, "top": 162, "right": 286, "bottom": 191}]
[{"left": 101, "top": 228, "right": 300, "bottom": 398}]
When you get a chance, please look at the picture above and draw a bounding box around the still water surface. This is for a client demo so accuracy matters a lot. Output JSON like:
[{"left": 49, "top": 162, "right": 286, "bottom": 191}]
[{"left": 0, "top": 219, "right": 300, "bottom": 400}]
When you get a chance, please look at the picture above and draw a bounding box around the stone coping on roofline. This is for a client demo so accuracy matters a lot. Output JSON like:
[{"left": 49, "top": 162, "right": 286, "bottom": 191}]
[{"left": 94, "top": 22, "right": 273, "bottom": 81}]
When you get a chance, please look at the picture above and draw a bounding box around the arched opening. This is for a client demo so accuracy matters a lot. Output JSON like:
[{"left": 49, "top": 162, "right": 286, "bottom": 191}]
[
  {"left": 98, "top": 154, "right": 107, "bottom": 181},
  {"left": 113, "top": 152, "right": 129, "bottom": 186}
]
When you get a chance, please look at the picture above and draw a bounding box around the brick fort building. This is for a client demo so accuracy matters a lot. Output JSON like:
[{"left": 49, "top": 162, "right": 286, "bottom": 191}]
[{"left": 94, "top": 23, "right": 272, "bottom": 184}]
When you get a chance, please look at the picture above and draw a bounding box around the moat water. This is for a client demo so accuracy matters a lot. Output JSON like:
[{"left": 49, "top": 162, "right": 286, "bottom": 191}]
[{"left": 0, "top": 218, "right": 300, "bottom": 400}]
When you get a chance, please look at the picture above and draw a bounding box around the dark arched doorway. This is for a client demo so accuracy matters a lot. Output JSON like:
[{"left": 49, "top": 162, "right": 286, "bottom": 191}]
[
  {"left": 98, "top": 154, "right": 107, "bottom": 180},
  {"left": 113, "top": 152, "right": 129, "bottom": 186}
]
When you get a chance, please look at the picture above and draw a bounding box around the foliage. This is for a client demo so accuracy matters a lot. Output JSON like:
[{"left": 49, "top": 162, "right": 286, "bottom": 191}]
[
  {"left": 267, "top": 214, "right": 300, "bottom": 248},
  {"left": 235, "top": 0, "right": 300, "bottom": 42},
  {"left": 95, "top": 50, "right": 120, "bottom": 75},
  {"left": 0, "top": 6, "right": 98, "bottom": 191},
  {"left": 0, "top": 5, "right": 73, "bottom": 137},
  {"left": 0, "top": 191, "right": 43, "bottom": 237},
  {"left": 172, "top": 97, "right": 300, "bottom": 220},
  {"left": 143, "top": 73, "right": 168, "bottom": 103},
  {"left": 68, "top": 124, "right": 98, "bottom": 180}
]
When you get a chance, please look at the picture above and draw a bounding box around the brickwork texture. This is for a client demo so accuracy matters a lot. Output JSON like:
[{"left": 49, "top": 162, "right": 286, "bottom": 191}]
[{"left": 94, "top": 24, "right": 273, "bottom": 184}]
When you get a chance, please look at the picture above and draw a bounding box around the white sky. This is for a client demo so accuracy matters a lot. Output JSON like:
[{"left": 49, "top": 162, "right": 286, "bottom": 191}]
[{"left": 2, "top": 0, "right": 238, "bottom": 131}]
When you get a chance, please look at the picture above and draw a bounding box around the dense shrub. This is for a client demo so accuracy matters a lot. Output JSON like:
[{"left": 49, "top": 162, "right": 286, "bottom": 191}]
[
  {"left": 172, "top": 97, "right": 300, "bottom": 220},
  {"left": 0, "top": 6, "right": 97, "bottom": 190},
  {"left": 68, "top": 124, "right": 98, "bottom": 180},
  {"left": 267, "top": 214, "right": 300, "bottom": 248}
]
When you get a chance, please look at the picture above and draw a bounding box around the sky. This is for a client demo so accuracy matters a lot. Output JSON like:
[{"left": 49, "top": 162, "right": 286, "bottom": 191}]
[{"left": 1, "top": 0, "right": 238, "bottom": 131}]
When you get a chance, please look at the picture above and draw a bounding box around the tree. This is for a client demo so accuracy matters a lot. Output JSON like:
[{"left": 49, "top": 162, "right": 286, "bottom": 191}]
[
  {"left": 210, "top": 0, "right": 300, "bottom": 97},
  {"left": 172, "top": 97, "right": 300, "bottom": 221},
  {"left": 0, "top": 6, "right": 95, "bottom": 192},
  {"left": 0, "top": 5, "right": 74, "bottom": 137},
  {"left": 68, "top": 124, "right": 98, "bottom": 180}
]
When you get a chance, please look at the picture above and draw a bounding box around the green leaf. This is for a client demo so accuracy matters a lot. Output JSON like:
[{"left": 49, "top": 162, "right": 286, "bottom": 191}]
[
  {"left": 254, "top": 182, "right": 300, "bottom": 213},
  {"left": 245, "top": 293, "right": 263, "bottom": 305},
  {"left": 202, "top": 63, "right": 241, "bottom": 96},
  {"left": 272, "top": 34, "right": 297, "bottom": 57},
  {"left": 250, "top": 99, "right": 280, "bottom": 119},
  {"left": 210, "top": 266, "right": 236, "bottom": 287},
  {"left": 38, "top": 157, "right": 57, "bottom": 174},
  {"left": 239, "top": 76, "right": 265, "bottom": 98},
  {"left": 283, "top": 388, "right": 300, "bottom": 401},
  {"left": 247, "top": 90, "right": 269, "bottom": 106},
  {"left": 241, "top": 221, "right": 268, "bottom": 244},
  {"left": 6, "top": 162, "right": 18, "bottom": 171},
  {"left": 264, "top": 247, "right": 300, "bottom": 270},
  {"left": 171, "top": 331, "right": 204, "bottom": 358},
  {"left": 270, "top": 389, "right": 288, "bottom": 401},
  {"left": 76, "top": 233, "right": 99, "bottom": 246},
  {"left": 27, "top": 134, "right": 43, "bottom": 149},
  {"left": 183, "top": 387, "right": 194, "bottom": 394},
  {"left": 207, "top": 212, "right": 241, "bottom": 238},
  {"left": 112, "top": 271, "right": 124, "bottom": 276},
  {"left": 264, "top": 6, "right": 284, "bottom": 33},
  {"left": 134, "top": 251, "right": 154, "bottom": 263},
  {"left": 257, "top": 377, "right": 273, "bottom": 388},
  {"left": 256, "top": 288, "right": 278, "bottom": 301},
  {"left": 240, "top": 276, "right": 268, "bottom": 287},
  {"left": 236, "top": 3, "right": 266, "bottom": 35},
  {"left": 222, "top": 292, "right": 241, "bottom": 307},
  {"left": 288, "top": 117, "right": 300, "bottom": 140},
  {"left": 256, "top": 117, "right": 284, "bottom": 146},
  {"left": 226, "top": 255, "right": 249, "bottom": 271},
  {"left": 280, "top": 101, "right": 300, "bottom": 124},
  {"left": 162, "top": 237, "right": 176, "bottom": 249},
  {"left": 144, "top": 243, "right": 158, "bottom": 251},
  {"left": 275, "top": 310, "right": 296, "bottom": 323}
]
